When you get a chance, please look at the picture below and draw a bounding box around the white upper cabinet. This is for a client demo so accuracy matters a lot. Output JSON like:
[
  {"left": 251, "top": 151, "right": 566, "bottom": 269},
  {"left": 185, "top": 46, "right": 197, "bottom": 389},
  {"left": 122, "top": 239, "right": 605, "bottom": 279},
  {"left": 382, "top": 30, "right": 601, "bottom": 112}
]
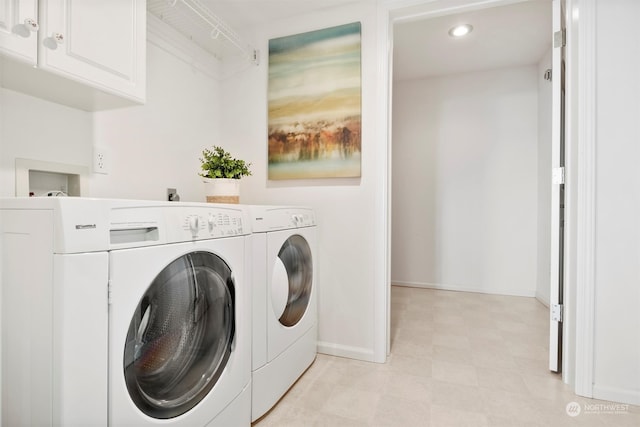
[
  {"left": 0, "top": 0, "right": 39, "bottom": 64},
  {"left": 0, "top": 0, "right": 146, "bottom": 109},
  {"left": 39, "top": 0, "right": 145, "bottom": 103}
]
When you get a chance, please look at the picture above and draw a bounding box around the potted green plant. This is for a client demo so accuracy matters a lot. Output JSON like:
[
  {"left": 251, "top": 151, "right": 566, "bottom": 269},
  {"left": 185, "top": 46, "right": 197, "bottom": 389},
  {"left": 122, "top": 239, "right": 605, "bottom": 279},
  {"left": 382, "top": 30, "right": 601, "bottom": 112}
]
[{"left": 199, "top": 146, "right": 252, "bottom": 203}]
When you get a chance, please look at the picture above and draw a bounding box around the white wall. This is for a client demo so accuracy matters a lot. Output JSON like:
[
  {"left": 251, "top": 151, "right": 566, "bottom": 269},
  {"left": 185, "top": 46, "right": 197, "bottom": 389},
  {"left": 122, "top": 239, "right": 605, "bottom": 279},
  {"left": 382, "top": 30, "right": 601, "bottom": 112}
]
[
  {"left": 0, "top": 87, "right": 92, "bottom": 197},
  {"left": 221, "top": 1, "right": 384, "bottom": 361},
  {"left": 592, "top": 0, "right": 640, "bottom": 405},
  {"left": 536, "top": 48, "right": 552, "bottom": 306},
  {"left": 0, "top": 32, "right": 221, "bottom": 202},
  {"left": 391, "top": 66, "right": 539, "bottom": 297},
  {"left": 90, "top": 41, "right": 221, "bottom": 202}
]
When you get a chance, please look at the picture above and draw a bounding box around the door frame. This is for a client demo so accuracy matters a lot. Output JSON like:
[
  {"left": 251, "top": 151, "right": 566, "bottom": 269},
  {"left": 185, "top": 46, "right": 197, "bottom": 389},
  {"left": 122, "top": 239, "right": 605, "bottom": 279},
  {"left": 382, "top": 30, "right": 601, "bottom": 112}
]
[
  {"left": 378, "top": 0, "right": 595, "bottom": 395},
  {"left": 572, "top": 0, "right": 596, "bottom": 398},
  {"left": 549, "top": 0, "right": 565, "bottom": 374}
]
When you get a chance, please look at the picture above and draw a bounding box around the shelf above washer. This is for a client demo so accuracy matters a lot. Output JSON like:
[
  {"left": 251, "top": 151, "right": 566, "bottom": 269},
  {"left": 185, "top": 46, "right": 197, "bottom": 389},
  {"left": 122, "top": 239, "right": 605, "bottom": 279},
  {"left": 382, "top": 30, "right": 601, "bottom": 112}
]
[{"left": 147, "top": 0, "right": 259, "bottom": 65}]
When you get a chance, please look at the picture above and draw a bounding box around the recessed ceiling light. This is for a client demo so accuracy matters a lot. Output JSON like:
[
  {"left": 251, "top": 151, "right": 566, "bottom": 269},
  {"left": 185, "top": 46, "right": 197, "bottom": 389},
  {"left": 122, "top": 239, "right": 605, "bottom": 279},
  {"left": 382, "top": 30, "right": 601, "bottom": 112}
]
[{"left": 448, "top": 24, "right": 473, "bottom": 38}]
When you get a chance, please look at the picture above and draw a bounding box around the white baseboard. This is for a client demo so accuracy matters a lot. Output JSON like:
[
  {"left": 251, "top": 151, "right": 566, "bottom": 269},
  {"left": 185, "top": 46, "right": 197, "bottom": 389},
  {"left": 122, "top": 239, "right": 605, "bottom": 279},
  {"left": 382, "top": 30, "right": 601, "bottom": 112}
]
[
  {"left": 317, "top": 341, "right": 379, "bottom": 363},
  {"left": 391, "top": 281, "right": 537, "bottom": 298},
  {"left": 593, "top": 384, "right": 640, "bottom": 406},
  {"left": 535, "top": 290, "right": 550, "bottom": 307}
]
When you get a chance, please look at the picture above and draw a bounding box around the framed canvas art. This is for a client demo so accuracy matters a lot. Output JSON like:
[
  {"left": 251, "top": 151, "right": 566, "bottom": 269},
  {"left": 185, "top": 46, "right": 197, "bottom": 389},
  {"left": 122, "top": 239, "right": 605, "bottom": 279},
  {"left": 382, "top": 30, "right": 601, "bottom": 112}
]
[{"left": 268, "top": 22, "right": 362, "bottom": 180}]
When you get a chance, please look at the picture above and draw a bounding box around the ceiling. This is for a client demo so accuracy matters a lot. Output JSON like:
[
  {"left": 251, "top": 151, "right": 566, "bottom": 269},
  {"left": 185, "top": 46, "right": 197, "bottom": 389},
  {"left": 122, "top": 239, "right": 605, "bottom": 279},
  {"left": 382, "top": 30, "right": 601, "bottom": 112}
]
[
  {"left": 155, "top": 1, "right": 552, "bottom": 80},
  {"left": 199, "top": 0, "right": 370, "bottom": 29},
  {"left": 393, "top": 1, "right": 552, "bottom": 81}
]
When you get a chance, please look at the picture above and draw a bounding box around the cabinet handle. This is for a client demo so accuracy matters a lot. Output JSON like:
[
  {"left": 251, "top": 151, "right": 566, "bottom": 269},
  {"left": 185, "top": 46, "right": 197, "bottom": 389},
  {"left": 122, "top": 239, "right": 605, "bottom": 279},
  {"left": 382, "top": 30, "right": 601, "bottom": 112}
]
[
  {"left": 52, "top": 32, "right": 65, "bottom": 44},
  {"left": 43, "top": 32, "right": 65, "bottom": 50},
  {"left": 24, "top": 18, "right": 39, "bottom": 32}
]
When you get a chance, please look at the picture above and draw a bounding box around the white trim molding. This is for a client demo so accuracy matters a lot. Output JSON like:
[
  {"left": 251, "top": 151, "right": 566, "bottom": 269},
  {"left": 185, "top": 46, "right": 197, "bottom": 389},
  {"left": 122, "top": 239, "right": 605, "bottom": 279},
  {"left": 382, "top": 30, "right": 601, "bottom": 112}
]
[
  {"left": 317, "top": 341, "right": 376, "bottom": 362},
  {"left": 376, "top": 2, "right": 393, "bottom": 363},
  {"left": 574, "top": 0, "right": 596, "bottom": 399},
  {"left": 593, "top": 385, "right": 640, "bottom": 407}
]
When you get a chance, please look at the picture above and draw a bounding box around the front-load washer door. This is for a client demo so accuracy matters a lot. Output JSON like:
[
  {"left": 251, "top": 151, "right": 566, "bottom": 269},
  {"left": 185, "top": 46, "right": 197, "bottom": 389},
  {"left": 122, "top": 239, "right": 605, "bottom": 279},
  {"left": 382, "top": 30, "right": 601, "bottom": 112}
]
[
  {"left": 271, "top": 234, "right": 313, "bottom": 327},
  {"left": 123, "top": 251, "right": 234, "bottom": 420}
]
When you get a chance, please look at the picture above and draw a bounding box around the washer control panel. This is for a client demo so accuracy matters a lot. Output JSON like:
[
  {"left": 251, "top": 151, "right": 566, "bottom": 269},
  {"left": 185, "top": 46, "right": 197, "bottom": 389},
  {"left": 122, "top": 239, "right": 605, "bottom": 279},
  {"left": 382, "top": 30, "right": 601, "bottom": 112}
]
[
  {"left": 179, "top": 209, "right": 246, "bottom": 240},
  {"left": 109, "top": 202, "right": 249, "bottom": 248}
]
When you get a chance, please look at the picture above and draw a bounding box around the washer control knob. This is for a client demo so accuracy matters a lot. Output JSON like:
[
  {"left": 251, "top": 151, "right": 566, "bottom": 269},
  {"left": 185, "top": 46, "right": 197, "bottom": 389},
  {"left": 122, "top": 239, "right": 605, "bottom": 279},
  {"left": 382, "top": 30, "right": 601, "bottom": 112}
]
[
  {"left": 188, "top": 216, "right": 199, "bottom": 236},
  {"left": 208, "top": 214, "right": 216, "bottom": 231}
]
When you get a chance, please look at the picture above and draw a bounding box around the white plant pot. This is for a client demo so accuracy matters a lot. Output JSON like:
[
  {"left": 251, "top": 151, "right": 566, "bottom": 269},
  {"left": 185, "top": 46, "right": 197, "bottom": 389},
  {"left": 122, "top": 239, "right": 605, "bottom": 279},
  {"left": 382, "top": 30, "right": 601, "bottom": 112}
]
[{"left": 203, "top": 178, "right": 241, "bottom": 204}]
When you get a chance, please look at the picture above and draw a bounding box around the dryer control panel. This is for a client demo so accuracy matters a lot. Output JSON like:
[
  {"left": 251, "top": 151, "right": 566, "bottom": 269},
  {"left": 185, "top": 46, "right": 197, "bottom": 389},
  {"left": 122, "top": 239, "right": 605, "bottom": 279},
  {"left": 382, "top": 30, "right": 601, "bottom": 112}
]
[{"left": 249, "top": 205, "right": 316, "bottom": 233}]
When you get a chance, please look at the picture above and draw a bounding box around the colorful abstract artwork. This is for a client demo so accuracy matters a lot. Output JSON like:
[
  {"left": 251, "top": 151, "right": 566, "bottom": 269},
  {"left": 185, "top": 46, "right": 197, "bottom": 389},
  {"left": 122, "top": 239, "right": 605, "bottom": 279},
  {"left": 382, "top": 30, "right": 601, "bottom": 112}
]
[{"left": 268, "top": 22, "right": 362, "bottom": 179}]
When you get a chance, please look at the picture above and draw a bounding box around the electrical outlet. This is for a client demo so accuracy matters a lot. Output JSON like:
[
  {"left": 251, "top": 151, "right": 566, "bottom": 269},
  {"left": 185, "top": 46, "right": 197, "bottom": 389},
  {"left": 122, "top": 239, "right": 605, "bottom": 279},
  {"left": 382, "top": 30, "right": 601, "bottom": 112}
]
[
  {"left": 167, "top": 188, "right": 180, "bottom": 201},
  {"left": 93, "top": 147, "right": 109, "bottom": 174}
]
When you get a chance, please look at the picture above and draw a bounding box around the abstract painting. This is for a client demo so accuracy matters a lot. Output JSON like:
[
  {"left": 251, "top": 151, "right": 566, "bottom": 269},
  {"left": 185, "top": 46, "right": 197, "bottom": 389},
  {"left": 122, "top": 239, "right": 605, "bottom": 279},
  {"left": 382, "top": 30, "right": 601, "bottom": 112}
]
[{"left": 268, "top": 22, "right": 362, "bottom": 179}]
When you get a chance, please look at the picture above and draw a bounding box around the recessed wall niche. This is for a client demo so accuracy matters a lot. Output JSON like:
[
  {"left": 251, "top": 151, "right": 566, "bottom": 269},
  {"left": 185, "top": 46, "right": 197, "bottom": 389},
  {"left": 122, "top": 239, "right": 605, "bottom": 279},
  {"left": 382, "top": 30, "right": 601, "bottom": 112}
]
[{"left": 15, "top": 158, "right": 88, "bottom": 197}]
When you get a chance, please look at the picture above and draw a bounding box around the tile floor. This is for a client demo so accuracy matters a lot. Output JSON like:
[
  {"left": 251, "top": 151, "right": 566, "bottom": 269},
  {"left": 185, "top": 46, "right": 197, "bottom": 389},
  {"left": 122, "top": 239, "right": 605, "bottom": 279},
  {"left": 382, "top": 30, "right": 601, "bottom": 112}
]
[{"left": 252, "top": 285, "right": 640, "bottom": 426}]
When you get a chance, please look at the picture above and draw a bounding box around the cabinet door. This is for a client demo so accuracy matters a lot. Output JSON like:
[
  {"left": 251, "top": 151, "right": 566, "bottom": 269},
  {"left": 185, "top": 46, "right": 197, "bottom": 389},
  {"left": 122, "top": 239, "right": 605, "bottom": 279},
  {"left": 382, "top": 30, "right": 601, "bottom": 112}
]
[
  {"left": 39, "top": 0, "right": 145, "bottom": 102},
  {"left": 0, "top": 0, "right": 38, "bottom": 64}
]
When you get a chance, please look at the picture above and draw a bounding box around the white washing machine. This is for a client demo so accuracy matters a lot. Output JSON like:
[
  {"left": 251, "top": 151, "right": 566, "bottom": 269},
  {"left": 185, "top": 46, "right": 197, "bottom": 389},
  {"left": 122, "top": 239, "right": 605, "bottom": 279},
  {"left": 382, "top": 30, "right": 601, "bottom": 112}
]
[
  {"left": 0, "top": 198, "right": 251, "bottom": 426},
  {"left": 249, "top": 205, "right": 317, "bottom": 421}
]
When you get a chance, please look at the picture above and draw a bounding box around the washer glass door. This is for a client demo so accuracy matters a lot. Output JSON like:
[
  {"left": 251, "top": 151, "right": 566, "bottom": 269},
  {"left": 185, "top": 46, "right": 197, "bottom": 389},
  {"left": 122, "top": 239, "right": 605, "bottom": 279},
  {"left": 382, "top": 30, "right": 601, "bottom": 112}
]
[
  {"left": 271, "top": 234, "right": 313, "bottom": 327},
  {"left": 123, "top": 251, "right": 235, "bottom": 419}
]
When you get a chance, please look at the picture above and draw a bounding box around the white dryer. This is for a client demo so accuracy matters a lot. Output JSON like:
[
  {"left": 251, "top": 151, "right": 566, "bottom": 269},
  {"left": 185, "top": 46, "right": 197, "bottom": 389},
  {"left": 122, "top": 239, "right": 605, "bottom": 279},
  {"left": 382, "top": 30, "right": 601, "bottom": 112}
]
[
  {"left": 249, "top": 205, "right": 318, "bottom": 421},
  {"left": 0, "top": 198, "right": 251, "bottom": 426}
]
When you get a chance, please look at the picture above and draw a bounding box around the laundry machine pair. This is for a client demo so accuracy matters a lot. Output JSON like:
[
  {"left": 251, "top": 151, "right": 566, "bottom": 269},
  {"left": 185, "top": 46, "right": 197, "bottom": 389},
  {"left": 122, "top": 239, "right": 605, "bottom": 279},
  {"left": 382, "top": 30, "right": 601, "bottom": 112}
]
[
  {"left": 247, "top": 205, "right": 318, "bottom": 421},
  {"left": 0, "top": 198, "right": 252, "bottom": 426}
]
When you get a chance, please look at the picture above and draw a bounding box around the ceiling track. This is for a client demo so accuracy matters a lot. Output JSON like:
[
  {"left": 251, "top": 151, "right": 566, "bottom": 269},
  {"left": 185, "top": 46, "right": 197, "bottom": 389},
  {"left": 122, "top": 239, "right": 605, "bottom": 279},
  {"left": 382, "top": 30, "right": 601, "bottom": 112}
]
[{"left": 148, "top": 0, "right": 259, "bottom": 65}]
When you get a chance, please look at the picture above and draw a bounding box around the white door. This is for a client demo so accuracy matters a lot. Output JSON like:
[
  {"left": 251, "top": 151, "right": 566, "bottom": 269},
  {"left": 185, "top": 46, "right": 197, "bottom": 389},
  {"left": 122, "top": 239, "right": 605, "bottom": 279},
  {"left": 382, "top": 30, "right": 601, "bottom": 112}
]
[
  {"left": 549, "top": 0, "right": 566, "bottom": 373},
  {"left": 38, "top": 0, "right": 145, "bottom": 101},
  {"left": 0, "top": 0, "right": 38, "bottom": 64}
]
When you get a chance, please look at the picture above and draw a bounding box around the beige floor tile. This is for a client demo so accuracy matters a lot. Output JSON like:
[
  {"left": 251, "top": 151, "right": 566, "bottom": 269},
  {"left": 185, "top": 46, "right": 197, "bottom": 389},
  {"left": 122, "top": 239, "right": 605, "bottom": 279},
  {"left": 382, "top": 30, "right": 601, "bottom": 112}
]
[
  {"left": 432, "top": 331, "right": 471, "bottom": 350},
  {"left": 512, "top": 355, "right": 551, "bottom": 375},
  {"left": 521, "top": 372, "right": 574, "bottom": 400},
  {"left": 384, "top": 372, "right": 432, "bottom": 402},
  {"left": 318, "top": 359, "right": 391, "bottom": 391},
  {"left": 389, "top": 338, "right": 434, "bottom": 359},
  {"left": 293, "top": 379, "right": 335, "bottom": 411},
  {"left": 432, "top": 360, "right": 479, "bottom": 387},
  {"left": 253, "top": 287, "right": 640, "bottom": 427},
  {"left": 371, "top": 395, "right": 430, "bottom": 426},
  {"left": 471, "top": 346, "right": 520, "bottom": 372},
  {"left": 430, "top": 404, "right": 488, "bottom": 427},
  {"left": 430, "top": 345, "right": 473, "bottom": 364},
  {"left": 431, "top": 380, "right": 486, "bottom": 413},
  {"left": 481, "top": 388, "right": 554, "bottom": 425},
  {"left": 320, "top": 384, "right": 381, "bottom": 423},
  {"left": 486, "top": 415, "right": 550, "bottom": 427},
  {"left": 313, "top": 413, "right": 369, "bottom": 427},
  {"left": 388, "top": 353, "right": 433, "bottom": 377},
  {"left": 475, "top": 367, "right": 530, "bottom": 395},
  {"left": 253, "top": 400, "right": 298, "bottom": 427}
]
